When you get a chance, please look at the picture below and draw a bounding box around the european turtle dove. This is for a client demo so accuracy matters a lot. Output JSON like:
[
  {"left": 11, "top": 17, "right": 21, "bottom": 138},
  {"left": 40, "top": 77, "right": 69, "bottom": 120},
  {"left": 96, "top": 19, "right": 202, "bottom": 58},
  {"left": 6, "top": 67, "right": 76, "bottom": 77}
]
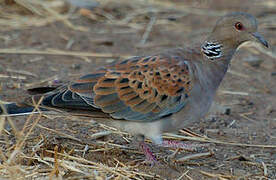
[{"left": 0, "top": 12, "right": 268, "bottom": 162}]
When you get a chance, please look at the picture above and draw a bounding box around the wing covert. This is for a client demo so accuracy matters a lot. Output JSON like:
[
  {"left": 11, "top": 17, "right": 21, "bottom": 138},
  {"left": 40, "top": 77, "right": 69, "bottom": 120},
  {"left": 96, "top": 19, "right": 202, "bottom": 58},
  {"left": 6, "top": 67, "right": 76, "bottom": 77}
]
[{"left": 69, "top": 55, "right": 193, "bottom": 121}]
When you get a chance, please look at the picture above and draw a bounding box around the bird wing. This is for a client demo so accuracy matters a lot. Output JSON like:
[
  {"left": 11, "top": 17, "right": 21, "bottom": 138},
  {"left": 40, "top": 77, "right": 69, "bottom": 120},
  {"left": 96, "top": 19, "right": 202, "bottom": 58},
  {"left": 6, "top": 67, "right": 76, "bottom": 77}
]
[{"left": 39, "top": 55, "right": 193, "bottom": 121}]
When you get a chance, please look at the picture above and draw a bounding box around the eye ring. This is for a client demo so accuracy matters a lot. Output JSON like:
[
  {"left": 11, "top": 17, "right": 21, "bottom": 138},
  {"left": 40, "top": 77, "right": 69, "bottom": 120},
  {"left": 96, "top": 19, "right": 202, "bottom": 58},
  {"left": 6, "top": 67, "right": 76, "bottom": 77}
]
[{"left": 235, "top": 22, "right": 244, "bottom": 31}]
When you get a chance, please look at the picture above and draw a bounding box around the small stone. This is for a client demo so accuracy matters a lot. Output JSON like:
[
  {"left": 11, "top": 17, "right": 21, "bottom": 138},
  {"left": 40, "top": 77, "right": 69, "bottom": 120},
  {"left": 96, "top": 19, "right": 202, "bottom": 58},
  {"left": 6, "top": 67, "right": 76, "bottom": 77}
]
[
  {"left": 106, "top": 59, "right": 115, "bottom": 63},
  {"left": 224, "top": 108, "right": 231, "bottom": 115},
  {"left": 167, "top": 16, "right": 177, "bottom": 21},
  {"left": 238, "top": 156, "right": 248, "bottom": 161},
  {"left": 211, "top": 117, "right": 217, "bottom": 122},
  {"left": 243, "top": 55, "right": 263, "bottom": 67},
  {"left": 71, "top": 63, "right": 81, "bottom": 70}
]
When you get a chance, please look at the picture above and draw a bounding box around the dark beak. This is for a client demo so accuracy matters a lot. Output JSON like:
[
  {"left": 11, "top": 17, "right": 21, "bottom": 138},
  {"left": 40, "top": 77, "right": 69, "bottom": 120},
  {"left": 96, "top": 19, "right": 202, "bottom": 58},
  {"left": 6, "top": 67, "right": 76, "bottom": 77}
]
[{"left": 251, "top": 32, "right": 269, "bottom": 48}]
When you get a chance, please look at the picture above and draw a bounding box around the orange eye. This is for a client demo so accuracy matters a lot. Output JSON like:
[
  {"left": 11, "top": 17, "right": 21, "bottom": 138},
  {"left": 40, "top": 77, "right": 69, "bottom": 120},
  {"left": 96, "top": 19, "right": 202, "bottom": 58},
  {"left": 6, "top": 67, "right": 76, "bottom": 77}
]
[{"left": 235, "top": 22, "right": 244, "bottom": 31}]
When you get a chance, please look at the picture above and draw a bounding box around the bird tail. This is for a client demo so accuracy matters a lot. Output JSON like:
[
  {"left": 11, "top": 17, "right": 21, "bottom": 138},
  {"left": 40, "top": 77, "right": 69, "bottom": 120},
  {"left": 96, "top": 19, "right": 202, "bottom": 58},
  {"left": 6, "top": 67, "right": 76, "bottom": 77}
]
[
  {"left": 0, "top": 102, "right": 41, "bottom": 116},
  {"left": 0, "top": 86, "right": 59, "bottom": 116}
]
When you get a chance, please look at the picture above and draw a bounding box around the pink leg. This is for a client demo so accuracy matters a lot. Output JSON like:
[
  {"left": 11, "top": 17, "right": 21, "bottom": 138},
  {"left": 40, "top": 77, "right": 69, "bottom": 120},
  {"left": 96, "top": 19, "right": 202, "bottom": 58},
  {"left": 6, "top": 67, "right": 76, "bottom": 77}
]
[
  {"left": 139, "top": 142, "right": 157, "bottom": 165},
  {"left": 160, "top": 140, "right": 207, "bottom": 151}
]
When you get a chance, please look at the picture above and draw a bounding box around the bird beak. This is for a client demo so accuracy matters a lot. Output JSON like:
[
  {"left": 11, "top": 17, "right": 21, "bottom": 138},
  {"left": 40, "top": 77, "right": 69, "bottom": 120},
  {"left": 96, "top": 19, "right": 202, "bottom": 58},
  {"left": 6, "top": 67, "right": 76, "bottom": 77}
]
[{"left": 251, "top": 32, "right": 269, "bottom": 48}]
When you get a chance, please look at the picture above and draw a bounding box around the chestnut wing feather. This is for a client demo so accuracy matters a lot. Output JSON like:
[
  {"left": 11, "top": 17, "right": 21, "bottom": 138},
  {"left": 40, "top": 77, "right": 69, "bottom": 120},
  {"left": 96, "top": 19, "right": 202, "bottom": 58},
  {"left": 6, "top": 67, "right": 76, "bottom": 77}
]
[{"left": 40, "top": 55, "right": 193, "bottom": 121}]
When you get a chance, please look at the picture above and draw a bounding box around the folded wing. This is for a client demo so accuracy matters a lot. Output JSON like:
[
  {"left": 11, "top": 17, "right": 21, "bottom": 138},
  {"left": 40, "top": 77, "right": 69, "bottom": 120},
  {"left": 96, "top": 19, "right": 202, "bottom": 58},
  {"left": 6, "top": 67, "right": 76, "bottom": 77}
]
[{"left": 38, "top": 55, "right": 193, "bottom": 121}]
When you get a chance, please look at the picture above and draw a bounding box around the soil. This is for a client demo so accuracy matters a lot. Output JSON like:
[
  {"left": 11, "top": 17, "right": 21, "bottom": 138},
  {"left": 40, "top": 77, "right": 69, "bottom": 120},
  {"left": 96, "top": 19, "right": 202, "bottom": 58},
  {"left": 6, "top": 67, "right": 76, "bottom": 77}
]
[{"left": 0, "top": 0, "right": 275, "bottom": 179}]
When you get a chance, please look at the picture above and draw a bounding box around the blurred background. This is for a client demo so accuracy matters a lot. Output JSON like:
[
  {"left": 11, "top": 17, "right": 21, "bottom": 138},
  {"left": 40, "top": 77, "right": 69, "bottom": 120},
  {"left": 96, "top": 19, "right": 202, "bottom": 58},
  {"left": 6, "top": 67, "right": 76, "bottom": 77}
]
[{"left": 0, "top": 0, "right": 275, "bottom": 179}]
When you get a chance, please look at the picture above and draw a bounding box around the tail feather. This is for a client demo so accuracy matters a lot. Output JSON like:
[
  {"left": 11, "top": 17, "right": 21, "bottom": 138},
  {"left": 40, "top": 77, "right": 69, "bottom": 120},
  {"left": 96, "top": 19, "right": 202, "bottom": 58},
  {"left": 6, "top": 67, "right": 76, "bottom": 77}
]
[
  {"left": 0, "top": 85, "right": 101, "bottom": 116},
  {"left": 0, "top": 102, "right": 38, "bottom": 116},
  {"left": 27, "top": 86, "right": 59, "bottom": 95}
]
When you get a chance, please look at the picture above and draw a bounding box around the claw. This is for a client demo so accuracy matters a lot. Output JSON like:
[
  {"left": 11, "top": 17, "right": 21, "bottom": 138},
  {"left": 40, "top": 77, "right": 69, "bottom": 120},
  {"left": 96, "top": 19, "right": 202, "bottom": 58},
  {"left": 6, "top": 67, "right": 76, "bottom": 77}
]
[{"left": 139, "top": 142, "right": 157, "bottom": 166}]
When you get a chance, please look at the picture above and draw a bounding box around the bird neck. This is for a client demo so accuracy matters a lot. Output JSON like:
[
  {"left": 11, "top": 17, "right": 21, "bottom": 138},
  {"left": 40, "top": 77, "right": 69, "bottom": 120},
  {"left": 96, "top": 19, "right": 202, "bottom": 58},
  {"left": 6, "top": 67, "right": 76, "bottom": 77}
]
[
  {"left": 201, "top": 37, "right": 238, "bottom": 64},
  {"left": 200, "top": 36, "right": 240, "bottom": 79},
  {"left": 197, "top": 37, "right": 239, "bottom": 90}
]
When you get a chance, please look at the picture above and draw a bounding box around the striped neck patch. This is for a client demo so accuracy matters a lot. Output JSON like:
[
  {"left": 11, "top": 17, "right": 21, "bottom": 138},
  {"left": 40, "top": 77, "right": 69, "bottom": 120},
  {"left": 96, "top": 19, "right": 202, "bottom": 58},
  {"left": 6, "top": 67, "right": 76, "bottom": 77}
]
[{"left": 201, "top": 41, "right": 222, "bottom": 60}]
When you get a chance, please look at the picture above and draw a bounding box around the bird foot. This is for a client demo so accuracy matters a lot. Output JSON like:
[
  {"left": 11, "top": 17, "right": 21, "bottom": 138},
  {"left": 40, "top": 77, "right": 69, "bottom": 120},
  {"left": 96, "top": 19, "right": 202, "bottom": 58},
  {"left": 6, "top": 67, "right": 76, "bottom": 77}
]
[
  {"left": 139, "top": 142, "right": 157, "bottom": 166},
  {"left": 160, "top": 140, "right": 207, "bottom": 151}
]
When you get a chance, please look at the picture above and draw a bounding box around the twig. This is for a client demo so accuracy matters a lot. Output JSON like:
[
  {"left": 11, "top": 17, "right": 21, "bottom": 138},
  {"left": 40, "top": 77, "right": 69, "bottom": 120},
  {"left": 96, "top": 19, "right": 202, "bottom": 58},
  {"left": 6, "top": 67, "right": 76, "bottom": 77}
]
[
  {"left": 90, "top": 131, "right": 112, "bottom": 140},
  {"left": 24, "top": 75, "right": 58, "bottom": 88},
  {"left": 198, "top": 170, "right": 234, "bottom": 179},
  {"left": 262, "top": 161, "right": 268, "bottom": 177},
  {"left": 139, "top": 15, "right": 156, "bottom": 45},
  {"left": 7, "top": 97, "right": 44, "bottom": 164},
  {"left": 228, "top": 70, "right": 250, "bottom": 78},
  {"left": 14, "top": 0, "right": 44, "bottom": 16},
  {"left": 163, "top": 133, "right": 276, "bottom": 148},
  {"left": 39, "top": 1, "right": 88, "bottom": 31},
  {"left": 175, "top": 151, "right": 213, "bottom": 162},
  {"left": 0, "top": 74, "right": 26, "bottom": 80},
  {"left": 219, "top": 90, "right": 249, "bottom": 96},
  {"left": 36, "top": 124, "right": 82, "bottom": 143},
  {"left": 6, "top": 68, "right": 38, "bottom": 78},
  {"left": 177, "top": 170, "right": 191, "bottom": 180}
]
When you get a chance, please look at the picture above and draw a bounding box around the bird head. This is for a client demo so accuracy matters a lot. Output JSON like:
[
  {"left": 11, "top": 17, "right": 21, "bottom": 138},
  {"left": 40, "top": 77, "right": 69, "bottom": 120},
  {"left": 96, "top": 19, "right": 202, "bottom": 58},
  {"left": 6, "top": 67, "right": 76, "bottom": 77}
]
[{"left": 212, "top": 12, "right": 268, "bottom": 48}]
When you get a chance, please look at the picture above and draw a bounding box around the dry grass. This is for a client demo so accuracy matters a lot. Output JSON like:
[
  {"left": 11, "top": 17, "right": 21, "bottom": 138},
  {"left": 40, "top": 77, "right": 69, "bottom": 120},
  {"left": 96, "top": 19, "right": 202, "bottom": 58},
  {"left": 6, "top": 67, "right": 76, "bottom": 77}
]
[
  {"left": 1, "top": 108, "right": 275, "bottom": 179},
  {"left": 0, "top": 0, "right": 275, "bottom": 179}
]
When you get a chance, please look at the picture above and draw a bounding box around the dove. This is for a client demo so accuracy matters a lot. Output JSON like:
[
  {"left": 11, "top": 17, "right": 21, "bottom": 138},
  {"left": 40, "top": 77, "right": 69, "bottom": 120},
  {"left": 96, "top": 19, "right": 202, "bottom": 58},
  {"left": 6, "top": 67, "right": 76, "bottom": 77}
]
[{"left": 0, "top": 12, "right": 268, "bottom": 162}]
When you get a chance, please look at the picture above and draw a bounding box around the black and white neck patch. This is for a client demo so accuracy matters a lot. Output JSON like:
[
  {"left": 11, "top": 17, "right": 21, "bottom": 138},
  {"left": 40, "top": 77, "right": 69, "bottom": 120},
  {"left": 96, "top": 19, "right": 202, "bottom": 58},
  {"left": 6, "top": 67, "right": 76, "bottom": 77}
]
[{"left": 201, "top": 41, "right": 222, "bottom": 60}]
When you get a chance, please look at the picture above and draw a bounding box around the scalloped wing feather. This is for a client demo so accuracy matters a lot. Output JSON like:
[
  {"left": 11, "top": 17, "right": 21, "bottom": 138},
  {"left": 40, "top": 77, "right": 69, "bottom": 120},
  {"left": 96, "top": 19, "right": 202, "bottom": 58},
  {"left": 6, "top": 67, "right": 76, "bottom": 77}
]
[{"left": 67, "top": 55, "right": 193, "bottom": 121}]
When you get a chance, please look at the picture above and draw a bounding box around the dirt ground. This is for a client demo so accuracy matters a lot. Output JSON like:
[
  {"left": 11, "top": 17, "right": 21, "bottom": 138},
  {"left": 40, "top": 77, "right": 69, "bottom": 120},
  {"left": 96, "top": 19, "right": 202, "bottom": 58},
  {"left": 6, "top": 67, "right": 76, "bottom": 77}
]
[{"left": 0, "top": 0, "right": 275, "bottom": 179}]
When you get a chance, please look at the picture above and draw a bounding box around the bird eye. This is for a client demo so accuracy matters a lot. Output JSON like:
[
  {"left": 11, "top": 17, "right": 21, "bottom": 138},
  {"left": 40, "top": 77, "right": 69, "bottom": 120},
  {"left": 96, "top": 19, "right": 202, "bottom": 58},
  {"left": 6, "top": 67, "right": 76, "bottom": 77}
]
[{"left": 235, "top": 22, "right": 244, "bottom": 31}]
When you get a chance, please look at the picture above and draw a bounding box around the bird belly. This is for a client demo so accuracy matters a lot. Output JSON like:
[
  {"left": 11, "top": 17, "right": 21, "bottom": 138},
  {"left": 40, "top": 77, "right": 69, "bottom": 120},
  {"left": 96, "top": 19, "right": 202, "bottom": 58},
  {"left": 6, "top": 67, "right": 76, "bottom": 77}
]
[
  {"left": 94, "top": 117, "right": 166, "bottom": 143},
  {"left": 170, "top": 84, "right": 214, "bottom": 130}
]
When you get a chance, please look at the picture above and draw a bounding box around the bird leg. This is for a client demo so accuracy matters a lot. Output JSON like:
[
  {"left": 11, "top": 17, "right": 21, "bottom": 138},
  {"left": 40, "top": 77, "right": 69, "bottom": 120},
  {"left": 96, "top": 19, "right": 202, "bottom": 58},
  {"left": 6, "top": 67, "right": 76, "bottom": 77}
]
[
  {"left": 158, "top": 140, "right": 208, "bottom": 162},
  {"left": 158, "top": 140, "right": 208, "bottom": 151},
  {"left": 160, "top": 140, "right": 204, "bottom": 151},
  {"left": 139, "top": 141, "right": 157, "bottom": 165}
]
